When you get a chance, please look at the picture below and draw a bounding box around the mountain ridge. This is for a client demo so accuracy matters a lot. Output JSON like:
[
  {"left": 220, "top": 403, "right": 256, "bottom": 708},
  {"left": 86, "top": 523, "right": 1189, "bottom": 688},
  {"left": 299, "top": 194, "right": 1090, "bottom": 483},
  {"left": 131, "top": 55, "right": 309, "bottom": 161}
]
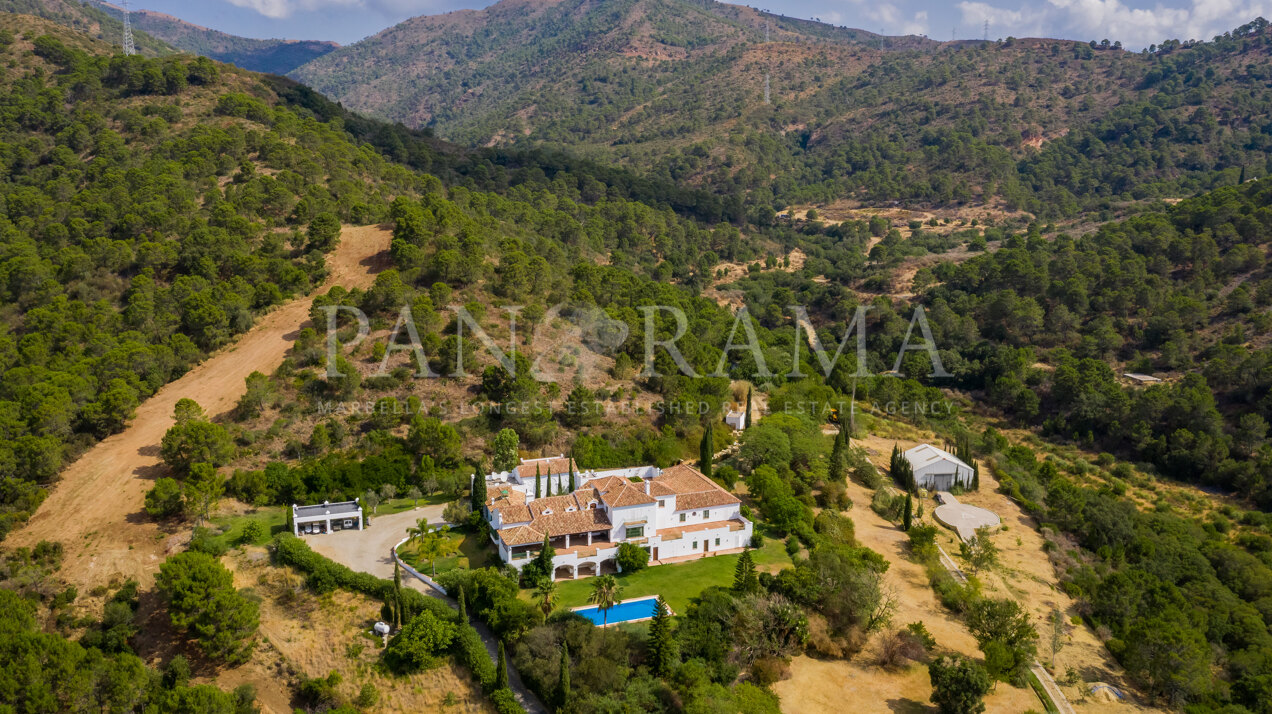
[
  {"left": 86, "top": 0, "right": 339, "bottom": 74},
  {"left": 289, "top": 0, "right": 1272, "bottom": 219}
]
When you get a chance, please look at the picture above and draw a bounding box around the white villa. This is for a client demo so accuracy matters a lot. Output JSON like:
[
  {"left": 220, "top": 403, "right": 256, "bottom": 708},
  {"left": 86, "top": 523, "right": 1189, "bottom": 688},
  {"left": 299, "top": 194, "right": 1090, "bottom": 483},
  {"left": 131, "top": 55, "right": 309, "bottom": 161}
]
[
  {"left": 903, "top": 443, "right": 975, "bottom": 491},
  {"left": 482, "top": 456, "right": 752, "bottom": 579}
]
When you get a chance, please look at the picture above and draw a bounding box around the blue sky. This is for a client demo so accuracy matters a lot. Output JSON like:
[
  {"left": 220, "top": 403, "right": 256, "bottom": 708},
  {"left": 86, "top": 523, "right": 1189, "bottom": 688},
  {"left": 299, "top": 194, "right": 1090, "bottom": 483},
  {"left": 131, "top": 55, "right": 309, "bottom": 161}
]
[{"left": 131, "top": 0, "right": 1271, "bottom": 49}]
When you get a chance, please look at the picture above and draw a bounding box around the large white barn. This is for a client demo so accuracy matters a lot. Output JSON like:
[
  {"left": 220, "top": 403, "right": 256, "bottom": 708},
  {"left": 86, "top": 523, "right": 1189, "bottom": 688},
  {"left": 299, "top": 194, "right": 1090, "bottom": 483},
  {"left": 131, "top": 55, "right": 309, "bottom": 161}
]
[
  {"left": 482, "top": 456, "right": 752, "bottom": 579},
  {"left": 903, "top": 444, "right": 975, "bottom": 492}
]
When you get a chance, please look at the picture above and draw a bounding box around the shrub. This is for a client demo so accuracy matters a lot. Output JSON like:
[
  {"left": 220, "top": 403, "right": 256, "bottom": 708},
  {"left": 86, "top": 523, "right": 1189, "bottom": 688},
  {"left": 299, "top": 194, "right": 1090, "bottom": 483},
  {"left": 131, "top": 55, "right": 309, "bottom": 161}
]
[
  {"left": 877, "top": 629, "right": 928, "bottom": 668},
  {"left": 238, "top": 520, "right": 266, "bottom": 545},
  {"left": 749, "top": 656, "right": 791, "bottom": 685},
  {"left": 616, "top": 542, "right": 650, "bottom": 572},
  {"left": 929, "top": 654, "right": 991, "bottom": 714},
  {"left": 385, "top": 610, "right": 456, "bottom": 672}
]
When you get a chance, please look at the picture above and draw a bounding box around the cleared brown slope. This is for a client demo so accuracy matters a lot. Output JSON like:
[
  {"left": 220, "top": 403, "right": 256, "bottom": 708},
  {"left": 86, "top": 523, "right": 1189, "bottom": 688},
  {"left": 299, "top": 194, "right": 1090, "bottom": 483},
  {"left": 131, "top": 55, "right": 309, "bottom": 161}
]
[{"left": 7, "top": 225, "right": 391, "bottom": 590}]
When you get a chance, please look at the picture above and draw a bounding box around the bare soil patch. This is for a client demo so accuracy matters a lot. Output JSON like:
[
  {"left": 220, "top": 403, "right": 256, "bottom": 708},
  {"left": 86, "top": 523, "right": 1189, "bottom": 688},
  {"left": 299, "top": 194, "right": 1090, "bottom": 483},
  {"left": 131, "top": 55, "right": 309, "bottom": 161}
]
[{"left": 6, "top": 225, "right": 393, "bottom": 590}]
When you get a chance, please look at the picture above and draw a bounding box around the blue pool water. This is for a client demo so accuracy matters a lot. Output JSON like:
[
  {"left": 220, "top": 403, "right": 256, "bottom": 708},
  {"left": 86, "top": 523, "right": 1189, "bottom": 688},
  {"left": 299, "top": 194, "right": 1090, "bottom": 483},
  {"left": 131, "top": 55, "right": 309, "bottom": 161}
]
[{"left": 573, "top": 596, "right": 660, "bottom": 625}]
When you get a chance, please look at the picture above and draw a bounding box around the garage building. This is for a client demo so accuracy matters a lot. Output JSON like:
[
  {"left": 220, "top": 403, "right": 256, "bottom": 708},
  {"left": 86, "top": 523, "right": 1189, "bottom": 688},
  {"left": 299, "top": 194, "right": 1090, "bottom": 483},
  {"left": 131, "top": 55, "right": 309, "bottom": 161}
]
[{"left": 903, "top": 444, "right": 975, "bottom": 492}]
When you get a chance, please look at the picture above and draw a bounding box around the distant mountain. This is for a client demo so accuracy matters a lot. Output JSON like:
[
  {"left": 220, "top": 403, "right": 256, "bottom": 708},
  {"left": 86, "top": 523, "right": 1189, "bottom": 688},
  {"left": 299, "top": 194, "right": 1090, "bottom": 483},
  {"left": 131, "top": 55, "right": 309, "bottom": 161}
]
[
  {"left": 0, "top": 0, "right": 172, "bottom": 55},
  {"left": 292, "top": 0, "right": 1272, "bottom": 219},
  {"left": 86, "top": 1, "right": 338, "bottom": 74},
  {"left": 290, "top": 0, "right": 916, "bottom": 136}
]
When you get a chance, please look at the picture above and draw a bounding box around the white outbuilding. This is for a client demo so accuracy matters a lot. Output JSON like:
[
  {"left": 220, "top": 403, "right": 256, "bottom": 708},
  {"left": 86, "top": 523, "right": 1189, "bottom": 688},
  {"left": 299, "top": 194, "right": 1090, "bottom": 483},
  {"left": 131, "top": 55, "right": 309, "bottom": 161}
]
[
  {"left": 292, "top": 499, "right": 363, "bottom": 535},
  {"left": 903, "top": 444, "right": 975, "bottom": 491}
]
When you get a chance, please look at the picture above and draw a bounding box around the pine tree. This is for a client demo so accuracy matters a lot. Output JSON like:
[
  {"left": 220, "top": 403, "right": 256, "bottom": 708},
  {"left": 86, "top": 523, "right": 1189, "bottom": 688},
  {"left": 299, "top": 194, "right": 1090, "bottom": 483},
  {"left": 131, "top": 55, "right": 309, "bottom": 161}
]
[
  {"left": 903, "top": 492, "right": 913, "bottom": 531},
  {"left": 699, "top": 423, "right": 713, "bottom": 479},
  {"left": 558, "top": 643, "right": 572, "bottom": 706},
  {"left": 496, "top": 641, "right": 509, "bottom": 690},
  {"left": 733, "top": 549, "right": 759, "bottom": 593},
  {"left": 457, "top": 584, "right": 467, "bottom": 623},
  {"left": 646, "top": 596, "right": 675, "bottom": 676},
  {"left": 744, "top": 387, "right": 753, "bottom": 428},
  {"left": 535, "top": 465, "right": 542, "bottom": 499}
]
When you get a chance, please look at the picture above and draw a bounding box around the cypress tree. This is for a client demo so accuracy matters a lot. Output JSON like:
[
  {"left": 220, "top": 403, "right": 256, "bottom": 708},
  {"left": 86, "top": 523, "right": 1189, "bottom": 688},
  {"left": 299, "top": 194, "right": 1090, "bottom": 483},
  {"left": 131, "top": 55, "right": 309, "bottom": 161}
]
[
  {"left": 971, "top": 463, "right": 980, "bottom": 491},
  {"left": 393, "top": 559, "right": 403, "bottom": 629},
  {"left": 457, "top": 584, "right": 467, "bottom": 623},
  {"left": 496, "top": 641, "right": 509, "bottom": 690},
  {"left": 568, "top": 456, "right": 576, "bottom": 492},
  {"left": 470, "top": 472, "right": 484, "bottom": 513},
  {"left": 558, "top": 643, "right": 572, "bottom": 706},
  {"left": 744, "top": 387, "right": 753, "bottom": 428},
  {"left": 903, "top": 492, "right": 913, "bottom": 531},
  {"left": 700, "top": 423, "right": 713, "bottom": 478},
  {"left": 828, "top": 427, "right": 846, "bottom": 482},
  {"left": 534, "top": 534, "right": 555, "bottom": 581},
  {"left": 733, "top": 549, "right": 759, "bottom": 594},
  {"left": 646, "top": 596, "right": 674, "bottom": 676},
  {"left": 535, "top": 465, "right": 542, "bottom": 499}
]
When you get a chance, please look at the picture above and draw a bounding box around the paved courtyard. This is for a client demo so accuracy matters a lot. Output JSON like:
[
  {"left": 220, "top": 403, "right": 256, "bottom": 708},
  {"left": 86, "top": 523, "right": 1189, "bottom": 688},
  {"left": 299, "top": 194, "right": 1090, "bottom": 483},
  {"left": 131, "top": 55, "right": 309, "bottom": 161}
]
[
  {"left": 306, "top": 504, "right": 448, "bottom": 579},
  {"left": 933, "top": 492, "right": 1001, "bottom": 541}
]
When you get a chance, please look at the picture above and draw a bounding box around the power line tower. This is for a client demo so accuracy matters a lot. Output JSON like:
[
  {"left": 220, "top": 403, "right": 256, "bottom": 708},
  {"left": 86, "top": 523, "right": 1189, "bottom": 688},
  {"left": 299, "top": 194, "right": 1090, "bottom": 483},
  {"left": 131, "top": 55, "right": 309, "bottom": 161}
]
[
  {"left": 983, "top": 19, "right": 989, "bottom": 41},
  {"left": 122, "top": 0, "right": 135, "bottom": 56}
]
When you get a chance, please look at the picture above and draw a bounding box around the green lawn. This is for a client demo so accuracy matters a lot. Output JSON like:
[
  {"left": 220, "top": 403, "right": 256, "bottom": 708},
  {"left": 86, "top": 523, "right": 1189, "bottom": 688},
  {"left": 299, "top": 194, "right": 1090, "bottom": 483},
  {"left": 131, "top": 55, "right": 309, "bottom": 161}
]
[
  {"left": 208, "top": 507, "right": 288, "bottom": 547},
  {"left": 542, "top": 537, "right": 791, "bottom": 615},
  {"left": 376, "top": 494, "right": 452, "bottom": 516},
  {"left": 398, "top": 528, "right": 492, "bottom": 577}
]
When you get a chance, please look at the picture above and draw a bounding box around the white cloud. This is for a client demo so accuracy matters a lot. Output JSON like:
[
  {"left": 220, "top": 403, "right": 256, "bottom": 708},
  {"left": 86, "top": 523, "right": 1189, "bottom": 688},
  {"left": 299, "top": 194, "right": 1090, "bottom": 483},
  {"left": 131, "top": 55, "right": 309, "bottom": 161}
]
[
  {"left": 224, "top": 0, "right": 440, "bottom": 20},
  {"left": 845, "top": 0, "right": 931, "bottom": 35},
  {"left": 958, "top": 0, "right": 1272, "bottom": 48}
]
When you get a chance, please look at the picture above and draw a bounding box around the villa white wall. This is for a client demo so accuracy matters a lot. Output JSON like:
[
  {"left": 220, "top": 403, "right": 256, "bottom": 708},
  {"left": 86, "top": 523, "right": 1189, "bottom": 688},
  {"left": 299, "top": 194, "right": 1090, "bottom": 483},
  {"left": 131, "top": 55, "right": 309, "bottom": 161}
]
[
  {"left": 667, "top": 502, "right": 740, "bottom": 528},
  {"left": 914, "top": 459, "right": 974, "bottom": 489},
  {"left": 654, "top": 521, "right": 752, "bottom": 559},
  {"left": 608, "top": 502, "right": 658, "bottom": 541}
]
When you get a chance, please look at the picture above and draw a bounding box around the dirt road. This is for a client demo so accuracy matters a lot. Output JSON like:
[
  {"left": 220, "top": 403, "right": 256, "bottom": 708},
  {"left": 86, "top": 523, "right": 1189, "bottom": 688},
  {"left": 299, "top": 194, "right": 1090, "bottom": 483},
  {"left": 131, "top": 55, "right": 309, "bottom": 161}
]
[{"left": 7, "top": 225, "right": 392, "bottom": 589}]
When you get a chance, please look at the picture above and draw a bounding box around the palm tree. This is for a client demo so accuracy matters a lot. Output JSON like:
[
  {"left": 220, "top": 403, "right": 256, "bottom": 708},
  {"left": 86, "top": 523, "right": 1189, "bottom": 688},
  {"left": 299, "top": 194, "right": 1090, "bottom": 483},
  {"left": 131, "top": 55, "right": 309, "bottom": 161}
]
[
  {"left": 534, "top": 577, "right": 558, "bottom": 618},
  {"left": 587, "top": 574, "right": 623, "bottom": 627},
  {"left": 408, "top": 521, "right": 457, "bottom": 577}
]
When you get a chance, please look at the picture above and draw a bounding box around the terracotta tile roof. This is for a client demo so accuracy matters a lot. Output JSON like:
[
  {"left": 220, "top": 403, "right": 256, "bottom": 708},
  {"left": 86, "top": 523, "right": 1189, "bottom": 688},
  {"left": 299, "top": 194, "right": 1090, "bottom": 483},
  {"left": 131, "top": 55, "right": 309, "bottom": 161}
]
[
  {"left": 496, "top": 504, "right": 532, "bottom": 524},
  {"left": 486, "top": 485, "right": 525, "bottom": 505},
  {"left": 649, "top": 480, "right": 678, "bottom": 497},
  {"left": 513, "top": 457, "right": 576, "bottom": 480},
  {"left": 499, "top": 525, "right": 544, "bottom": 546},
  {"left": 528, "top": 493, "right": 585, "bottom": 518},
  {"left": 535, "top": 508, "right": 611, "bottom": 537},
  {"left": 491, "top": 487, "right": 611, "bottom": 545},
  {"left": 587, "top": 474, "right": 656, "bottom": 507},
  {"left": 652, "top": 464, "right": 740, "bottom": 510}
]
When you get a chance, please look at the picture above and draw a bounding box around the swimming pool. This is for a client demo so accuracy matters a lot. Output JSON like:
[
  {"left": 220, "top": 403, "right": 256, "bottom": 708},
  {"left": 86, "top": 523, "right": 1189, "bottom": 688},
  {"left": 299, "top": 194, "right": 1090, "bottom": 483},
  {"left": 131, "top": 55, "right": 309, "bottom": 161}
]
[{"left": 571, "top": 596, "right": 667, "bottom": 626}]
